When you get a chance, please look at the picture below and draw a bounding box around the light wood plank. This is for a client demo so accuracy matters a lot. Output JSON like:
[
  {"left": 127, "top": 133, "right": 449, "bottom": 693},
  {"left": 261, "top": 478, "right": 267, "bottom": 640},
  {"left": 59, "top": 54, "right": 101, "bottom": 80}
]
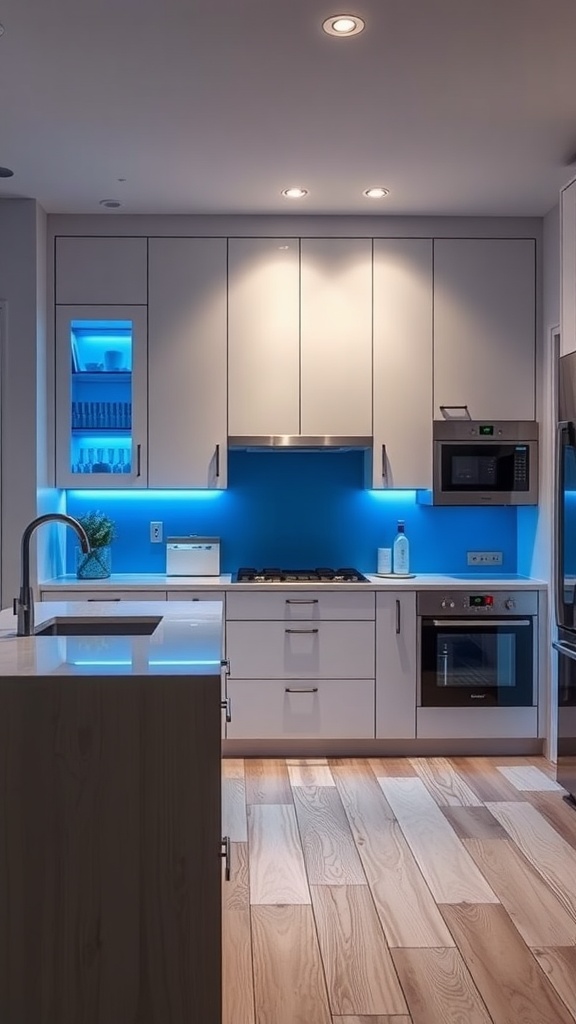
[
  {"left": 487, "top": 801, "right": 576, "bottom": 920},
  {"left": 532, "top": 947, "right": 576, "bottom": 1017},
  {"left": 286, "top": 757, "right": 329, "bottom": 765},
  {"left": 223, "top": 842, "right": 249, "bottom": 911},
  {"left": 496, "top": 765, "right": 565, "bottom": 792},
  {"left": 378, "top": 777, "right": 499, "bottom": 904},
  {"left": 223, "top": 844, "right": 255, "bottom": 1024},
  {"left": 310, "top": 885, "right": 408, "bottom": 1016},
  {"left": 448, "top": 756, "right": 525, "bottom": 801},
  {"left": 410, "top": 757, "right": 484, "bottom": 806},
  {"left": 369, "top": 758, "right": 417, "bottom": 777},
  {"left": 332, "top": 1018, "right": 412, "bottom": 1024},
  {"left": 464, "top": 838, "right": 576, "bottom": 947},
  {"left": 292, "top": 785, "right": 366, "bottom": 884},
  {"left": 525, "top": 792, "right": 576, "bottom": 850},
  {"left": 223, "top": 773, "right": 248, "bottom": 842},
  {"left": 222, "top": 757, "right": 246, "bottom": 779},
  {"left": 333, "top": 766, "right": 454, "bottom": 947},
  {"left": 245, "top": 759, "right": 293, "bottom": 804},
  {"left": 248, "top": 804, "right": 310, "bottom": 905},
  {"left": 441, "top": 903, "right": 575, "bottom": 1024},
  {"left": 251, "top": 905, "right": 331, "bottom": 1024},
  {"left": 441, "top": 806, "right": 509, "bottom": 840},
  {"left": 288, "top": 764, "right": 335, "bottom": 787},
  {"left": 526, "top": 756, "right": 558, "bottom": 780},
  {"left": 391, "top": 948, "right": 492, "bottom": 1024}
]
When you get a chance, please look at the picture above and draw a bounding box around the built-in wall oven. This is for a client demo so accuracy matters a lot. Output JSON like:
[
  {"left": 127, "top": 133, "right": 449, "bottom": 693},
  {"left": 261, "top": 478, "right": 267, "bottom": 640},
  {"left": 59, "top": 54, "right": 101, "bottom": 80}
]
[{"left": 418, "top": 590, "right": 538, "bottom": 707}]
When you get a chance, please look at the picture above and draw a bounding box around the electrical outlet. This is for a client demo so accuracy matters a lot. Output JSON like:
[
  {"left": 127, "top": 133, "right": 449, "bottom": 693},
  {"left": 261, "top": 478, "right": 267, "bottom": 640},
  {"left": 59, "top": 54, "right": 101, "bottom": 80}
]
[
  {"left": 150, "top": 521, "right": 163, "bottom": 543},
  {"left": 466, "top": 550, "right": 503, "bottom": 566}
]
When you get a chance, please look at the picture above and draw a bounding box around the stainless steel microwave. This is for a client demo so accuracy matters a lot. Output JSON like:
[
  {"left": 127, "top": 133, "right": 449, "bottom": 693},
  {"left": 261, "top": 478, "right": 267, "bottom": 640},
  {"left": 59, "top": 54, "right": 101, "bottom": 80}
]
[{"left": 432, "top": 421, "right": 538, "bottom": 505}]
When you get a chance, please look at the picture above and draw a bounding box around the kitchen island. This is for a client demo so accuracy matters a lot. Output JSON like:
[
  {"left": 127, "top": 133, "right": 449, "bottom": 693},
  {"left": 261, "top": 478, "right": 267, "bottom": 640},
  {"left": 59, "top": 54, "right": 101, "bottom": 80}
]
[{"left": 0, "top": 600, "right": 224, "bottom": 1024}]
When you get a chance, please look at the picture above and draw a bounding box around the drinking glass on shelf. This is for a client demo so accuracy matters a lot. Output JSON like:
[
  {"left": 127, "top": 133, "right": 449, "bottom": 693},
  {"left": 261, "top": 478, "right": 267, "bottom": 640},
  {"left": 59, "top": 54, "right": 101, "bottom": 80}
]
[
  {"left": 76, "top": 448, "right": 87, "bottom": 473},
  {"left": 86, "top": 449, "right": 95, "bottom": 473},
  {"left": 117, "top": 449, "right": 125, "bottom": 473},
  {"left": 123, "top": 447, "right": 131, "bottom": 473}
]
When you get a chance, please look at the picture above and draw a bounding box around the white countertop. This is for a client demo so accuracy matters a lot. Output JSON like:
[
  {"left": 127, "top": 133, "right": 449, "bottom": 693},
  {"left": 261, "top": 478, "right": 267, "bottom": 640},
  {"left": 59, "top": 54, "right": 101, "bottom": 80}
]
[
  {"left": 0, "top": 600, "right": 224, "bottom": 677},
  {"left": 40, "top": 572, "right": 547, "bottom": 591}
]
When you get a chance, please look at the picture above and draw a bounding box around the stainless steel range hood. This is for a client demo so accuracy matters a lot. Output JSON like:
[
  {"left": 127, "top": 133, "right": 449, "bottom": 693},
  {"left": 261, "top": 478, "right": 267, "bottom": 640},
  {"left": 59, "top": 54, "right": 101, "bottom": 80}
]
[{"left": 228, "top": 435, "right": 373, "bottom": 452}]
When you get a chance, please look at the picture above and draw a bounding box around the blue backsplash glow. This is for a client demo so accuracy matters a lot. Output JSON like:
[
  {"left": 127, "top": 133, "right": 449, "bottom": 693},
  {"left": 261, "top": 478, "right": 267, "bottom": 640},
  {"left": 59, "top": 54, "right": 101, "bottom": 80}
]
[{"left": 65, "top": 451, "right": 518, "bottom": 574}]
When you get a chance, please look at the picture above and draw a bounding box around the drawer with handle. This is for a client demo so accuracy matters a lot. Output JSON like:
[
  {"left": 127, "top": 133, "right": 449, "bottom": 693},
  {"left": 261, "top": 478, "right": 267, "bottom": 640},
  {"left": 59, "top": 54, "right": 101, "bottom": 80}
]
[
  {"left": 226, "top": 590, "right": 375, "bottom": 621},
  {"left": 226, "top": 678, "right": 375, "bottom": 739},
  {"left": 226, "top": 619, "right": 375, "bottom": 678}
]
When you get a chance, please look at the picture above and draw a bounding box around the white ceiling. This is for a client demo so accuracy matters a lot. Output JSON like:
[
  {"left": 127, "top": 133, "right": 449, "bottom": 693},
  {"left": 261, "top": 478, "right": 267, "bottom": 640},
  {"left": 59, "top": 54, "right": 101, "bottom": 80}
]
[{"left": 1, "top": 0, "right": 575, "bottom": 216}]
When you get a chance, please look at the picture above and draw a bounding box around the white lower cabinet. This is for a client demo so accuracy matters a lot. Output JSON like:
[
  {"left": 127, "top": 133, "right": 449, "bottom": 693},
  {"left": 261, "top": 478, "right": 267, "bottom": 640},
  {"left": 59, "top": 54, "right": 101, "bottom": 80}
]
[
  {"left": 166, "top": 590, "right": 226, "bottom": 603},
  {"left": 375, "top": 592, "right": 417, "bottom": 739},
  {"left": 226, "top": 679, "right": 375, "bottom": 740},
  {"left": 225, "top": 589, "right": 376, "bottom": 740},
  {"left": 39, "top": 589, "right": 168, "bottom": 601}
]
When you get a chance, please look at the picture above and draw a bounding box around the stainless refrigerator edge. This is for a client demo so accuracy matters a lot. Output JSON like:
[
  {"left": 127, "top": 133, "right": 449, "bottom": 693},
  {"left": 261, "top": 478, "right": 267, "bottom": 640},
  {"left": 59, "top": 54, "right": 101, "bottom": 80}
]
[{"left": 553, "top": 350, "right": 576, "bottom": 806}]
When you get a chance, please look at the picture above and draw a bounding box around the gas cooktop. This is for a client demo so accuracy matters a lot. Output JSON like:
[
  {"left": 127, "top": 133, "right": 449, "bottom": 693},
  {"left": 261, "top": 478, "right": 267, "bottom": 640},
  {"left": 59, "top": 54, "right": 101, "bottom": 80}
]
[{"left": 235, "top": 567, "right": 369, "bottom": 583}]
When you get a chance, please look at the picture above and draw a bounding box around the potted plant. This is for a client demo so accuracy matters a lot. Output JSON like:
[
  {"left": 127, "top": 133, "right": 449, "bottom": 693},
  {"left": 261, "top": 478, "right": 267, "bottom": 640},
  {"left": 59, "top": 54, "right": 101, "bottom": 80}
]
[{"left": 75, "top": 510, "right": 116, "bottom": 579}]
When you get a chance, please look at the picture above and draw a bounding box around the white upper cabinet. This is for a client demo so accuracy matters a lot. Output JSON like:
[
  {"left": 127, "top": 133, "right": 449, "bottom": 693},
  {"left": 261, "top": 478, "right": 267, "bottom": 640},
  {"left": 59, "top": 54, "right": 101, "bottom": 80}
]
[
  {"left": 228, "top": 238, "right": 300, "bottom": 436},
  {"left": 55, "top": 237, "right": 148, "bottom": 305},
  {"left": 372, "top": 238, "right": 433, "bottom": 489},
  {"left": 561, "top": 177, "right": 576, "bottom": 356},
  {"left": 148, "top": 238, "right": 227, "bottom": 488},
  {"left": 433, "top": 238, "right": 536, "bottom": 421},
  {"left": 300, "top": 238, "right": 373, "bottom": 436}
]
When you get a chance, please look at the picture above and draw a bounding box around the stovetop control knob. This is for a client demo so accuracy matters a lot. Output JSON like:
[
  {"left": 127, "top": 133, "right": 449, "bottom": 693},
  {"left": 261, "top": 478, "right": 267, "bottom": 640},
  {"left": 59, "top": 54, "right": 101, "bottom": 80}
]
[
  {"left": 441, "top": 598, "right": 455, "bottom": 609},
  {"left": 505, "top": 598, "right": 515, "bottom": 610}
]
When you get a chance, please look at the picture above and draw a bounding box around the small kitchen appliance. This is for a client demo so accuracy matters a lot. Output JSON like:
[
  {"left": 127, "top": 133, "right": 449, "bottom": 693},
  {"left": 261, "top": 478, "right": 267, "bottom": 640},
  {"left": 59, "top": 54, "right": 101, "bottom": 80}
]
[
  {"left": 166, "top": 537, "right": 220, "bottom": 576},
  {"left": 431, "top": 420, "right": 538, "bottom": 505}
]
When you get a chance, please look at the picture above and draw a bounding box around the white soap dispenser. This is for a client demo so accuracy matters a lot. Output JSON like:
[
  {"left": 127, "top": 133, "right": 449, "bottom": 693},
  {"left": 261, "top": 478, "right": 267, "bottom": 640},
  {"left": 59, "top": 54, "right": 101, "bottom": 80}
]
[{"left": 392, "top": 520, "right": 410, "bottom": 575}]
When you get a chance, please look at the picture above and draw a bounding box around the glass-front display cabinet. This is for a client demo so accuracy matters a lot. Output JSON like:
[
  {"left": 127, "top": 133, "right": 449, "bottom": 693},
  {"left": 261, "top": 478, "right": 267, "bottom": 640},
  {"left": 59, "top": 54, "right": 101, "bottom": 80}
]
[{"left": 55, "top": 305, "right": 148, "bottom": 487}]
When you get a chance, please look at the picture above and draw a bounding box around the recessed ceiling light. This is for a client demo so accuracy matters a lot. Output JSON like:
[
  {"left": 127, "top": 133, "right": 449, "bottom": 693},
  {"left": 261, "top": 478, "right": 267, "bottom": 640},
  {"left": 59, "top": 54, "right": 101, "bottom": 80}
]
[
  {"left": 363, "top": 187, "right": 390, "bottom": 199},
  {"left": 281, "top": 187, "right": 308, "bottom": 199},
  {"left": 99, "top": 199, "right": 122, "bottom": 209},
  {"left": 0, "top": 166, "right": 14, "bottom": 178},
  {"left": 322, "top": 14, "right": 365, "bottom": 36}
]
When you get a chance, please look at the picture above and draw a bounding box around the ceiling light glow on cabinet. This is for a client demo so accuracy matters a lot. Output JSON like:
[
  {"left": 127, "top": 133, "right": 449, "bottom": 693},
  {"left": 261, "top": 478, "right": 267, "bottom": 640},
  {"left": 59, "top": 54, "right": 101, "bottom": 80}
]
[
  {"left": 363, "top": 187, "right": 390, "bottom": 199},
  {"left": 322, "top": 15, "right": 365, "bottom": 36},
  {"left": 281, "top": 187, "right": 308, "bottom": 199}
]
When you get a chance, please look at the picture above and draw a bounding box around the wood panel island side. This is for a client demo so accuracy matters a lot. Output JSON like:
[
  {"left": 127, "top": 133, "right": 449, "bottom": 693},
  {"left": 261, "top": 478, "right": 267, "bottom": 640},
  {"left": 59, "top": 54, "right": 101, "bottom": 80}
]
[{"left": 0, "top": 600, "right": 224, "bottom": 1024}]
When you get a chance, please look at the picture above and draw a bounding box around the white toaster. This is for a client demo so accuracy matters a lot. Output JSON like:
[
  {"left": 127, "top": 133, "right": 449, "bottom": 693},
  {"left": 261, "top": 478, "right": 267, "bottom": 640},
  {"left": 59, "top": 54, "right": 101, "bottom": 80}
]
[{"left": 166, "top": 537, "right": 221, "bottom": 576}]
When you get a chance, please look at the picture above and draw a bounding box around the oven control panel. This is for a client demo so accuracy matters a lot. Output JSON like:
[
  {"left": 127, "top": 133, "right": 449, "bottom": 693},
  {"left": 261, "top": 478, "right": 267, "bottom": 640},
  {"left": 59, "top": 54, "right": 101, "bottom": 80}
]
[{"left": 417, "top": 590, "right": 539, "bottom": 616}]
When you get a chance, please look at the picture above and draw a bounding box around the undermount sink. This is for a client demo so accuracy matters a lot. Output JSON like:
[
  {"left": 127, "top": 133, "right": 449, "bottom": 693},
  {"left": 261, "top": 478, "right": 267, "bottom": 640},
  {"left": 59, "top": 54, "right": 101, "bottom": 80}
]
[{"left": 35, "top": 617, "right": 162, "bottom": 637}]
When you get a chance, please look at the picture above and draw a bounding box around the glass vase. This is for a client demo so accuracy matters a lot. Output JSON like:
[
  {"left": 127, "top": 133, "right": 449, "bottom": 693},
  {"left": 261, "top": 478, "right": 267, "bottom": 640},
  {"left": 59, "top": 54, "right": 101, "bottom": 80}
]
[{"left": 76, "top": 545, "right": 112, "bottom": 579}]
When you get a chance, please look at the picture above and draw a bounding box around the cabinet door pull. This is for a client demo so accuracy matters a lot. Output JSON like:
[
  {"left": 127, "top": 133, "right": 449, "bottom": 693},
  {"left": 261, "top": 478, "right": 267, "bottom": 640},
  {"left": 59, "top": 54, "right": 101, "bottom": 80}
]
[
  {"left": 215, "top": 443, "right": 220, "bottom": 478},
  {"left": 285, "top": 686, "right": 319, "bottom": 693},
  {"left": 381, "top": 443, "right": 387, "bottom": 482},
  {"left": 220, "top": 697, "right": 232, "bottom": 723},
  {"left": 221, "top": 835, "right": 231, "bottom": 881},
  {"left": 285, "top": 628, "right": 319, "bottom": 634},
  {"left": 285, "top": 599, "right": 318, "bottom": 605},
  {"left": 439, "top": 404, "right": 471, "bottom": 420},
  {"left": 395, "top": 599, "right": 401, "bottom": 634},
  {"left": 87, "top": 597, "right": 121, "bottom": 602},
  {"left": 136, "top": 443, "right": 142, "bottom": 477}
]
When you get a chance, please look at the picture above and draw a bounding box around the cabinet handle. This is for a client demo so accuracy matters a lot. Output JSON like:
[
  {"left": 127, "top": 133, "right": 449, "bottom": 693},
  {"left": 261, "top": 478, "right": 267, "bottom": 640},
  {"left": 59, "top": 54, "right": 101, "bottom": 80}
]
[
  {"left": 215, "top": 443, "right": 220, "bottom": 478},
  {"left": 396, "top": 599, "right": 401, "bottom": 634},
  {"left": 285, "top": 686, "right": 319, "bottom": 693},
  {"left": 87, "top": 597, "right": 121, "bottom": 602},
  {"left": 285, "top": 599, "right": 319, "bottom": 605},
  {"left": 220, "top": 697, "right": 232, "bottom": 723},
  {"left": 285, "top": 628, "right": 319, "bottom": 634},
  {"left": 221, "top": 835, "right": 231, "bottom": 881},
  {"left": 439, "top": 404, "right": 471, "bottom": 420},
  {"left": 136, "top": 443, "right": 142, "bottom": 477},
  {"left": 381, "top": 444, "right": 387, "bottom": 482}
]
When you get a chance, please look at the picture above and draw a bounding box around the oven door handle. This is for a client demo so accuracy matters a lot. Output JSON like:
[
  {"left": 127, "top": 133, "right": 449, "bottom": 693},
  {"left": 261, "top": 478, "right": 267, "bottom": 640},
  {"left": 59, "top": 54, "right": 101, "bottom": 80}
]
[
  {"left": 553, "top": 639, "right": 576, "bottom": 662},
  {"left": 429, "top": 619, "right": 532, "bottom": 627}
]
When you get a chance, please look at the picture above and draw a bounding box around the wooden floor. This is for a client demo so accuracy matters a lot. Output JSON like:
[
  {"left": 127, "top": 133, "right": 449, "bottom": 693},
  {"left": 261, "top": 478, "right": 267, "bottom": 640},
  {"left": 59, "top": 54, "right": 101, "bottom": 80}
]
[{"left": 222, "top": 755, "right": 576, "bottom": 1024}]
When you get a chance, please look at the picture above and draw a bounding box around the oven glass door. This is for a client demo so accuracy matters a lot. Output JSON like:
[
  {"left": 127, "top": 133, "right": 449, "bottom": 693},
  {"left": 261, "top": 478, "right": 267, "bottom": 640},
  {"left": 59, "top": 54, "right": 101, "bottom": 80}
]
[
  {"left": 440, "top": 443, "right": 530, "bottom": 493},
  {"left": 421, "top": 617, "right": 533, "bottom": 707}
]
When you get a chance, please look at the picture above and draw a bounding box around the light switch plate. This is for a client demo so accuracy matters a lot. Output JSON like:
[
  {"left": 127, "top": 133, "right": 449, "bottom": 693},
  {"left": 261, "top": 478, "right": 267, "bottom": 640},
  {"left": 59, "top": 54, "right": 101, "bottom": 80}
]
[{"left": 466, "top": 550, "right": 503, "bottom": 565}]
